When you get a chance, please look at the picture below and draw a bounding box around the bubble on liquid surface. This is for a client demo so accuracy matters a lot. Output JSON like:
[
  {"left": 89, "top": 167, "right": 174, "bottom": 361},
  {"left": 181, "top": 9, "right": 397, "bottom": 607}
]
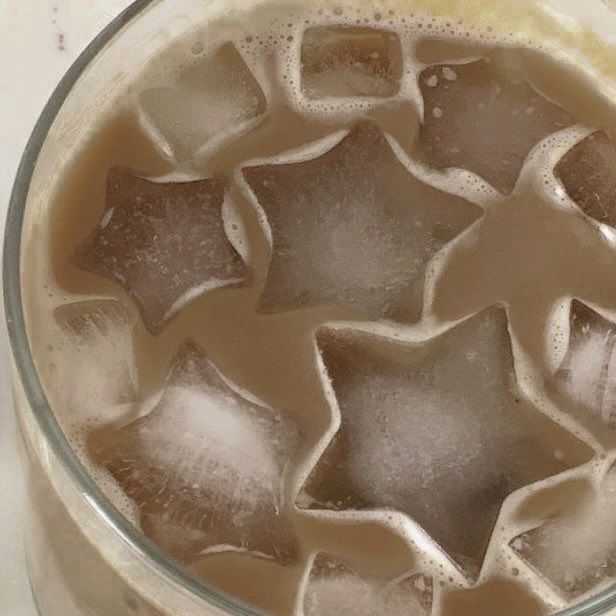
[
  {"left": 511, "top": 461, "right": 616, "bottom": 600},
  {"left": 301, "top": 553, "right": 432, "bottom": 616},
  {"left": 301, "top": 27, "right": 403, "bottom": 99},
  {"left": 140, "top": 43, "right": 266, "bottom": 161},
  {"left": 243, "top": 122, "right": 481, "bottom": 321},
  {"left": 301, "top": 307, "right": 592, "bottom": 579},
  {"left": 552, "top": 300, "right": 616, "bottom": 428},
  {"left": 418, "top": 58, "right": 573, "bottom": 194},
  {"left": 90, "top": 341, "right": 300, "bottom": 564},
  {"left": 77, "top": 168, "right": 247, "bottom": 332},
  {"left": 555, "top": 131, "right": 616, "bottom": 228}
]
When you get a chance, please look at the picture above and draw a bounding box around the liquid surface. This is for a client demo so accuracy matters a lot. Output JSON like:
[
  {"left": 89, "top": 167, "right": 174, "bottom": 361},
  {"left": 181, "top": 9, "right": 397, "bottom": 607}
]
[{"left": 22, "top": 0, "right": 616, "bottom": 614}]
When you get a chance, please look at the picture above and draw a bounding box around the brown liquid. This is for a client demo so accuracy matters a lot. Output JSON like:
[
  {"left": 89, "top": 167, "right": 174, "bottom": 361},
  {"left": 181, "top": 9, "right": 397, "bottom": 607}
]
[{"left": 22, "top": 4, "right": 616, "bottom": 614}]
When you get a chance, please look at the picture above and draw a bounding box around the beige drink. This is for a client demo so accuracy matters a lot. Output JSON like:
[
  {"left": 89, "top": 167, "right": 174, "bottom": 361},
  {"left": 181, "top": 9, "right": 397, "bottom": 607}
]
[{"left": 17, "top": 0, "right": 616, "bottom": 614}]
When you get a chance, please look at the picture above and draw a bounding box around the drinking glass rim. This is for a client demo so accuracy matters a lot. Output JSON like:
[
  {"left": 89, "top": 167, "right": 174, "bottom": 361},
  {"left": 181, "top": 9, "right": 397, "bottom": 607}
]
[{"left": 4, "top": 2, "right": 616, "bottom": 615}]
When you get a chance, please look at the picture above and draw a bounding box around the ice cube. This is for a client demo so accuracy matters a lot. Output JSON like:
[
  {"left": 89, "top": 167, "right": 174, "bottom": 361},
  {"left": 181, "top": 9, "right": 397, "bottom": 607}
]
[
  {"left": 243, "top": 122, "right": 480, "bottom": 321},
  {"left": 77, "top": 168, "right": 247, "bottom": 332},
  {"left": 302, "top": 553, "right": 432, "bottom": 616},
  {"left": 90, "top": 341, "right": 300, "bottom": 564},
  {"left": 418, "top": 59, "right": 573, "bottom": 194},
  {"left": 302, "top": 307, "right": 592, "bottom": 578},
  {"left": 301, "top": 27, "right": 403, "bottom": 98},
  {"left": 553, "top": 300, "right": 616, "bottom": 427},
  {"left": 441, "top": 577, "right": 547, "bottom": 616},
  {"left": 53, "top": 300, "right": 137, "bottom": 420},
  {"left": 511, "top": 464, "right": 616, "bottom": 600},
  {"left": 555, "top": 131, "right": 616, "bottom": 228},
  {"left": 140, "top": 43, "right": 266, "bottom": 161}
]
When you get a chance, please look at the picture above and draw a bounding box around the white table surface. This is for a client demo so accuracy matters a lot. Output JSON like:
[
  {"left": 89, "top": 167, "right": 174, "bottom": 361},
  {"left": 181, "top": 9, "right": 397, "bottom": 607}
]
[{"left": 0, "top": 2, "right": 131, "bottom": 613}]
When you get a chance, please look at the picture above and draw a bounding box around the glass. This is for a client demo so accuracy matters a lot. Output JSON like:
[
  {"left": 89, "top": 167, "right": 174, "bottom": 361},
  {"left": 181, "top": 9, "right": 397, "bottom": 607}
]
[{"left": 4, "top": 0, "right": 616, "bottom": 614}]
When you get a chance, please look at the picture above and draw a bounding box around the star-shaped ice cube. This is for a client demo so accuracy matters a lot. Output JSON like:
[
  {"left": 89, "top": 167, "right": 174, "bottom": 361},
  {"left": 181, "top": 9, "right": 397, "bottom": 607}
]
[
  {"left": 299, "top": 307, "right": 593, "bottom": 579},
  {"left": 77, "top": 168, "right": 247, "bottom": 332},
  {"left": 243, "top": 121, "right": 481, "bottom": 321},
  {"left": 90, "top": 341, "right": 300, "bottom": 565},
  {"left": 417, "top": 54, "right": 574, "bottom": 194}
]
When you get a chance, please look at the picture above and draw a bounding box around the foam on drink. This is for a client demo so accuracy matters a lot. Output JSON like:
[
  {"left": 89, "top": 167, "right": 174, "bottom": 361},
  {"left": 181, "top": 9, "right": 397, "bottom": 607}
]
[{"left": 19, "top": 0, "right": 616, "bottom": 613}]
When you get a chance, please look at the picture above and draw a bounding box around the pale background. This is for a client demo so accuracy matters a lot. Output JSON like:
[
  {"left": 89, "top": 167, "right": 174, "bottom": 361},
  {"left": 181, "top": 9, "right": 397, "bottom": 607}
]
[
  {"left": 1, "top": 1, "right": 616, "bottom": 615},
  {"left": 0, "top": 2, "right": 131, "bottom": 613}
]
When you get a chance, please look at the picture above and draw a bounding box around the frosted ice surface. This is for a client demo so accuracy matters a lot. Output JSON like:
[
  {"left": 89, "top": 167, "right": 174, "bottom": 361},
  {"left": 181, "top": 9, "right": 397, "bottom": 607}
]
[
  {"left": 418, "top": 59, "right": 573, "bottom": 194},
  {"left": 511, "top": 463, "right": 616, "bottom": 599},
  {"left": 555, "top": 131, "right": 616, "bottom": 228},
  {"left": 301, "top": 27, "right": 403, "bottom": 98},
  {"left": 302, "top": 553, "right": 432, "bottom": 616},
  {"left": 53, "top": 300, "right": 137, "bottom": 419},
  {"left": 92, "top": 341, "right": 299, "bottom": 564},
  {"left": 243, "top": 122, "right": 480, "bottom": 321},
  {"left": 77, "top": 168, "right": 246, "bottom": 332},
  {"left": 140, "top": 43, "right": 266, "bottom": 160},
  {"left": 302, "top": 308, "right": 591, "bottom": 578},
  {"left": 553, "top": 300, "right": 616, "bottom": 427}
]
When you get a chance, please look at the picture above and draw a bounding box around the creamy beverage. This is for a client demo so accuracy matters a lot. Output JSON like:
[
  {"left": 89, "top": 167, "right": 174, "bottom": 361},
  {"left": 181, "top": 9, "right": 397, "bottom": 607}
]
[{"left": 20, "top": 0, "right": 616, "bottom": 613}]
